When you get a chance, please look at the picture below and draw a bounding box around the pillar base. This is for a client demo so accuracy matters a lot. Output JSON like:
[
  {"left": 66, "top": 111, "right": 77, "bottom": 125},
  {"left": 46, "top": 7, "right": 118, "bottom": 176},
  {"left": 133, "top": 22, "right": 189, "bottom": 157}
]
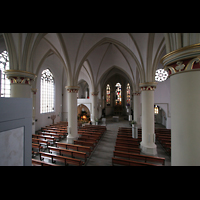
[
  {"left": 140, "top": 142, "right": 157, "bottom": 156},
  {"left": 67, "top": 135, "right": 78, "bottom": 144}
]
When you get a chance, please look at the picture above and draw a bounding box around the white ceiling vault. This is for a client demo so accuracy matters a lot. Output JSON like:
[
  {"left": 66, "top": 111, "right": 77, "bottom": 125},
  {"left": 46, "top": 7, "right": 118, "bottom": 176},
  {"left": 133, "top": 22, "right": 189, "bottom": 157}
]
[{"left": 1, "top": 33, "right": 172, "bottom": 92}]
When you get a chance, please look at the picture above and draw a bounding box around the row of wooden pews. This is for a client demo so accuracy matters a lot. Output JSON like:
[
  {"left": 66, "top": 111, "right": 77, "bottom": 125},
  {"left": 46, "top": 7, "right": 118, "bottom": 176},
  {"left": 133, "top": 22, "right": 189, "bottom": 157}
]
[
  {"left": 32, "top": 122, "right": 69, "bottom": 161},
  {"left": 112, "top": 127, "right": 165, "bottom": 166},
  {"left": 76, "top": 124, "right": 106, "bottom": 152},
  {"left": 32, "top": 122, "right": 106, "bottom": 166},
  {"left": 155, "top": 128, "right": 171, "bottom": 155}
]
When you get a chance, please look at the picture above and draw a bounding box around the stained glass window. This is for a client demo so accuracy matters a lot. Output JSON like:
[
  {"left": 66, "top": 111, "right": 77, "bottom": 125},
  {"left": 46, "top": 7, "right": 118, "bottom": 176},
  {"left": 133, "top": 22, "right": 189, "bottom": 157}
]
[
  {"left": 40, "top": 68, "right": 55, "bottom": 113},
  {"left": 127, "top": 83, "right": 130, "bottom": 106},
  {"left": 0, "top": 51, "right": 10, "bottom": 97},
  {"left": 106, "top": 84, "right": 110, "bottom": 106},
  {"left": 154, "top": 105, "right": 159, "bottom": 114},
  {"left": 115, "top": 82, "right": 121, "bottom": 105}
]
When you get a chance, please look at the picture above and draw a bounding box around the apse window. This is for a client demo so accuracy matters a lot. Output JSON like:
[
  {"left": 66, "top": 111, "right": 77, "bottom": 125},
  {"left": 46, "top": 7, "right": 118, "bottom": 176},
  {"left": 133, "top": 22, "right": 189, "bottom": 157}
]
[
  {"left": 155, "top": 69, "right": 168, "bottom": 82},
  {"left": 115, "top": 82, "right": 122, "bottom": 105},
  {"left": 40, "top": 68, "right": 55, "bottom": 113},
  {"left": 127, "top": 83, "right": 131, "bottom": 106},
  {"left": 0, "top": 51, "right": 10, "bottom": 97},
  {"left": 106, "top": 84, "right": 111, "bottom": 106}
]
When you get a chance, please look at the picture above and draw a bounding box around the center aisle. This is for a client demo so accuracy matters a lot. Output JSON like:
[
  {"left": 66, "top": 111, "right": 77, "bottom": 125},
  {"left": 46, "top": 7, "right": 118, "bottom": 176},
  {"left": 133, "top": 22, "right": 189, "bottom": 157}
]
[{"left": 85, "top": 116, "right": 130, "bottom": 166}]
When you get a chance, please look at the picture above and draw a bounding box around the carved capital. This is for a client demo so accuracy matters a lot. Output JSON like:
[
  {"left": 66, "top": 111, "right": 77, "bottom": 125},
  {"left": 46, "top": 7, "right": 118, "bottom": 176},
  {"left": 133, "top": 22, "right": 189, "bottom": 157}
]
[
  {"left": 133, "top": 91, "right": 141, "bottom": 96},
  {"left": 91, "top": 91, "right": 99, "bottom": 96},
  {"left": 164, "top": 56, "right": 200, "bottom": 77},
  {"left": 31, "top": 88, "right": 37, "bottom": 94},
  {"left": 139, "top": 82, "right": 157, "bottom": 91},
  {"left": 65, "top": 86, "right": 79, "bottom": 93},
  {"left": 5, "top": 70, "right": 37, "bottom": 85},
  {"left": 161, "top": 44, "right": 200, "bottom": 77}
]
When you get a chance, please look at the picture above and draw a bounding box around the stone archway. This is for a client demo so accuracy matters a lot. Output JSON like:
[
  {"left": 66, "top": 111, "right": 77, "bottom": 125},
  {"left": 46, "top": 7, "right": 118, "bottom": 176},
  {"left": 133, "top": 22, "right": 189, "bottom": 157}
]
[
  {"left": 154, "top": 104, "right": 167, "bottom": 128},
  {"left": 77, "top": 104, "right": 91, "bottom": 123}
]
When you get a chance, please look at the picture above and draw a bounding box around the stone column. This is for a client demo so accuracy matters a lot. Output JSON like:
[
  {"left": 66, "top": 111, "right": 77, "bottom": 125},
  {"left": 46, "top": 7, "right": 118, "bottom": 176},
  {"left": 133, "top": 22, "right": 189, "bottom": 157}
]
[
  {"left": 31, "top": 88, "right": 37, "bottom": 134},
  {"left": 5, "top": 70, "right": 37, "bottom": 135},
  {"left": 65, "top": 86, "right": 79, "bottom": 144},
  {"left": 133, "top": 91, "right": 141, "bottom": 127},
  {"left": 139, "top": 82, "right": 157, "bottom": 156},
  {"left": 161, "top": 43, "right": 200, "bottom": 165},
  {"left": 91, "top": 91, "right": 99, "bottom": 124},
  {"left": 5, "top": 70, "right": 37, "bottom": 98}
]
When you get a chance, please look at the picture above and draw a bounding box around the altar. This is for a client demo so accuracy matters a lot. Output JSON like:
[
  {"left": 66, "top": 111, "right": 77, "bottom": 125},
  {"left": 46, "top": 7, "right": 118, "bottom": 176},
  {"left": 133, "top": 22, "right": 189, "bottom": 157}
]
[{"left": 113, "top": 116, "right": 119, "bottom": 122}]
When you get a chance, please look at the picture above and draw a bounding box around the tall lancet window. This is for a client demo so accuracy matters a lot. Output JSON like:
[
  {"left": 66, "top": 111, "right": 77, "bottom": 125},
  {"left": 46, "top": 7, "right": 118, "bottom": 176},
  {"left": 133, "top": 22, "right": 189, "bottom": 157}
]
[
  {"left": 106, "top": 84, "right": 110, "bottom": 106},
  {"left": 40, "top": 68, "right": 55, "bottom": 113},
  {"left": 0, "top": 50, "right": 10, "bottom": 97},
  {"left": 127, "top": 83, "right": 131, "bottom": 106},
  {"left": 115, "top": 82, "right": 122, "bottom": 105}
]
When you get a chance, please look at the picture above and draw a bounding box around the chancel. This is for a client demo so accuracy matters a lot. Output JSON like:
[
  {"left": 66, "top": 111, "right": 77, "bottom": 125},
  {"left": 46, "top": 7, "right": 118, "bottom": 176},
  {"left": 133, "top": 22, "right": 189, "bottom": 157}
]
[{"left": 0, "top": 33, "right": 200, "bottom": 166}]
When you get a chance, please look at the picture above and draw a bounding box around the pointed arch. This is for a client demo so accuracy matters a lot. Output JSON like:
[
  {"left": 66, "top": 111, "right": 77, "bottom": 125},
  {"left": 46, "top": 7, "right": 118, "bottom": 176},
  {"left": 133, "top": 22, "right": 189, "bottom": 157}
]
[
  {"left": 21, "top": 33, "right": 36, "bottom": 71},
  {"left": 34, "top": 48, "right": 69, "bottom": 86},
  {"left": 76, "top": 59, "right": 95, "bottom": 92},
  {"left": 97, "top": 65, "right": 136, "bottom": 93},
  {"left": 146, "top": 33, "right": 155, "bottom": 82},
  {"left": 74, "top": 37, "right": 145, "bottom": 85},
  {"left": 56, "top": 33, "right": 72, "bottom": 85},
  {"left": 27, "top": 33, "right": 47, "bottom": 72},
  {"left": 152, "top": 39, "right": 165, "bottom": 81}
]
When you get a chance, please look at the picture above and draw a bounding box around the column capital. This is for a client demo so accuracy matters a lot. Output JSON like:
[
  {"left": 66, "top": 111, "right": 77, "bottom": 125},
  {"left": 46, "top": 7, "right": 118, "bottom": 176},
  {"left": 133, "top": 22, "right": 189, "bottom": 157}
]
[
  {"left": 161, "top": 43, "right": 200, "bottom": 77},
  {"left": 31, "top": 88, "right": 37, "bottom": 95},
  {"left": 133, "top": 91, "right": 141, "bottom": 96},
  {"left": 65, "top": 86, "right": 79, "bottom": 93},
  {"left": 139, "top": 82, "right": 157, "bottom": 91},
  {"left": 5, "top": 69, "right": 37, "bottom": 85},
  {"left": 91, "top": 91, "right": 99, "bottom": 96},
  {"left": 164, "top": 56, "right": 200, "bottom": 77}
]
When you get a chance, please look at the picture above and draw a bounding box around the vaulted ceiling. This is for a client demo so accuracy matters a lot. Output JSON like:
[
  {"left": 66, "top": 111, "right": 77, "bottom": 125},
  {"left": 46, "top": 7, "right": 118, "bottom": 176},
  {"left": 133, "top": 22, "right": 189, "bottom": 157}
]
[{"left": 2, "top": 33, "right": 166, "bottom": 92}]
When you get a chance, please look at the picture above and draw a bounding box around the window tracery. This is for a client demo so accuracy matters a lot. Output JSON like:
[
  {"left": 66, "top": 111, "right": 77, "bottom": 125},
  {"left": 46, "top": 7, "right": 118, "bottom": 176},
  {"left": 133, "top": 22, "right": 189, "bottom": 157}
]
[
  {"left": 155, "top": 69, "right": 168, "bottom": 82},
  {"left": 127, "top": 83, "right": 130, "bottom": 106},
  {"left": 0, "top": 51, "right": 10, "bottom": 97},
  {"left": 40, "top": 68, "right": 55, "bottom": 113},
  {"left": 106, "top": 84, "right": 110, "bottom": 106},
  {"left": 115, "top": 82, "right": 122, "bottom": 105}
]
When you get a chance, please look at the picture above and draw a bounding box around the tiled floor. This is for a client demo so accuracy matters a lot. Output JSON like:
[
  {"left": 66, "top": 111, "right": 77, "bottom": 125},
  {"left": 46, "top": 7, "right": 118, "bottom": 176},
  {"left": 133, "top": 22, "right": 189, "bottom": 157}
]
[{"left": 85, "top": 116, "right": 171, "bottom": 166}]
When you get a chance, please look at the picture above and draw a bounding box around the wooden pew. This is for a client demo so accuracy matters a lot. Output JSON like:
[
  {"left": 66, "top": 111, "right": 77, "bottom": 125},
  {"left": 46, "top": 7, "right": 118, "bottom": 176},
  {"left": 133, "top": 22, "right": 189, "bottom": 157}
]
[
  {"left": 32, "top": 143, "right": 43, "bottom": 153},
  {"left": 116, "top": 138, "right": 139, "bottom": 144},
  {"left": 115, "top": 141, "right": 139, "bottom": 148},
  {"left": 32, "top": 158, "right": 59, "bottom": 166},
  {"left": 32, "top": 134, "right": 56, "bottom": 145},
  {"left": 32, "top": 138, "right": 50, "bottom": 148},
  {"left": 42, "top": 129, "right": 67, "bottom": 136},
  {"left": 39, "top": 152, "right": 84, "bottom": 166},
  {"left": 113, "top": 151, "right": 165, "bottom": 165},
  {"left": 115, "top": 146, "right": 141, "bottom": 154},
  {"left": 78, "top": 130, "right": 102, "bottom": 137},
  {"left": 77, "top": 133, "right": 100, "bottom": 140},
  {"left": 78, "top": 132, "right": 101, "bottom": 140},
  {"left": 48, "top": 146, "right": 87, "bottom": 162},
  {"left": 74, "top": 140, "right": 95, "bottom": 149},
  {"left": 156, "top": 130, "right": 171, "bottom": 155},
  {"left": 38, "top": 131, "right": 62, "bottom": 141},
  {"left": 78, "top": 137, "right": 98, "bottom": 144},
  {"left": 112, "top": 157, "right": 160, "bottom": 166},
  {"left": 55, "top": 142, "right": 91, "bottom": 156},
  {"left": 84, "top": 125, "right": 106, "bottom": 130}
]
